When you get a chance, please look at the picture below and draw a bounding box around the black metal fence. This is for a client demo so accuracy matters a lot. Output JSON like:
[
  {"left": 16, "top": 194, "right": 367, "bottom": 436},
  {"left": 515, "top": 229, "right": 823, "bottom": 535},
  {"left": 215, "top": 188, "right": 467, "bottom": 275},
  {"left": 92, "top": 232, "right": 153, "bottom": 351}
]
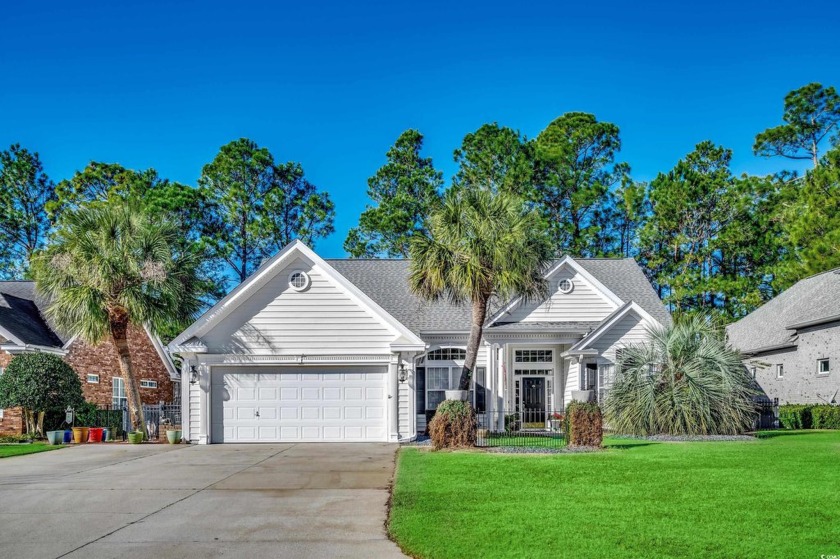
[
  {"left": 754, "top": 397, "right": 779, "bottom": 430},
  {"left": 475, "top": 410, "right": 566, "bottom": 448}
]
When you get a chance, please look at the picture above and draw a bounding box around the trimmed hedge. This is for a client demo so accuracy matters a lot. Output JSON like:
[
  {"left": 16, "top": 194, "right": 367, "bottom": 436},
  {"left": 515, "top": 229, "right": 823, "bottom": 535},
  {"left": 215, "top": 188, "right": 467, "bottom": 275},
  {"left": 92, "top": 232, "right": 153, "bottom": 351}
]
[
  {"left": 779, "top": 405, "right": 813, "bottom": 429},
  {"left": 811, "top": 405, "right": 840, "bottom": 429},
  {"left": 779, "top": 404, "right": 840, "bottom": 430},
  {"left": 429, "top": 400, "right": 477, "bottom": 450},
  {"left": 564, "top": 401, "right": 603, "bottom": 448}
]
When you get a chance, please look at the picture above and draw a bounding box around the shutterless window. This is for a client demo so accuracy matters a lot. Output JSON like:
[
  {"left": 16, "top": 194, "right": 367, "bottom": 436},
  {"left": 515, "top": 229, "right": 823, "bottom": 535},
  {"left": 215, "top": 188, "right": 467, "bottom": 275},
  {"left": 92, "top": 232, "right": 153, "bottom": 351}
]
[
  {"left": 426, "top": 367, "right": 449, "bottom": 410},
  {"left": 817, "top": 359, "right": 830, "bottom": 375},
  {"left": 514, "top": 350, "right": 553, "bottom": 363},
  {"left": 87, "top": 374, "right": 99, "bottom": 384},
  {"left": 426, "top": 348, "right": 466, "bottom": 361},
  {"left": 776, "top": 364, "right": 784, "bottom": 379},
  {"left": 112, "top": 378, "right": 127, "bottom": 407},
  {"left": 140, "top": 379, "right": 158, "bottom": 389}
]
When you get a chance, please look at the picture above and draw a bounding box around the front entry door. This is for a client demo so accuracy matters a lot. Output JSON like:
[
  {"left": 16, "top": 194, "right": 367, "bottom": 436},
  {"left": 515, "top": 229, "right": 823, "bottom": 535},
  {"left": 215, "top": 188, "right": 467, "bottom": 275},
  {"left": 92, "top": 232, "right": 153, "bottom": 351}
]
[{"left": 522, "top": 377, "right": 546, "bottom": 425}]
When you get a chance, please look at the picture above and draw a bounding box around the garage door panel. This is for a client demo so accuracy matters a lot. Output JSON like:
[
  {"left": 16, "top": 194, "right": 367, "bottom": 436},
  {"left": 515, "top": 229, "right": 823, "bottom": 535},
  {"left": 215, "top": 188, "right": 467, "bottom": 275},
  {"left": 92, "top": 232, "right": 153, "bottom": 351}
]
[{"left": 210, "top": 367, "right": 387, "bottom": 443}]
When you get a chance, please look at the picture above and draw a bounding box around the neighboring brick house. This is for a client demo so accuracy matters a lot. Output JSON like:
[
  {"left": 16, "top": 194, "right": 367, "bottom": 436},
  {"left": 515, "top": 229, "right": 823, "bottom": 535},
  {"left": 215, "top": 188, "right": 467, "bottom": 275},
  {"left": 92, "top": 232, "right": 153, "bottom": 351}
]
[
  {"left": 727, "top": 269, "right": 840, "bottom": 405},
  {"left": 0, "top": 281, "right": 179, "bottom": 435}
]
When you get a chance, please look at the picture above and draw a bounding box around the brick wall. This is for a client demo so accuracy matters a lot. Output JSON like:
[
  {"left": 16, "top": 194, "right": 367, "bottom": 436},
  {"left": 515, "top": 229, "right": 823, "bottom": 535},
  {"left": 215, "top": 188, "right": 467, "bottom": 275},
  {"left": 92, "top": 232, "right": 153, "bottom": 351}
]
[
  {"left": 0, "top": 351, "right": 24, "bottom": 436},
  {"left": 65, "top": 325, "right": 177, "bottom": 407}
]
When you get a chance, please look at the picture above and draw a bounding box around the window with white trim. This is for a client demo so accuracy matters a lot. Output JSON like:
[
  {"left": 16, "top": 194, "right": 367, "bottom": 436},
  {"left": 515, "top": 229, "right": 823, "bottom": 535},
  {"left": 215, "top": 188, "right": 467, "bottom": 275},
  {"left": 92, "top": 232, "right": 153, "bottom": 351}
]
[
  {"left": 288, "top": 270, "right": 311, "bottom": 291},
  {"left": 140, "top": 379, "right": 158, "bottom": 389},
  {"left": 112, "top": 377, "right": 127, "bottom": 408},
  {"left": 0, "top": 367, "right": 4, "bottom": 418},
  {"left": 426, "top": 348, "right": 466, "bottom": 361},
  {"left": 426, "top": 367, "right": 449, "bottom": 410},
  {"left": 776, "top": 364, "right": 784, "bottom": 379},
  {"left": 558, "top": 278, "right": 574, "bottom": 294},
  {"left": 87, "top": 374, "right": 99, "bottom": 384},
  {"left": 817, "top": 358, "right": 830, "bottom": 375},
  {"left": 514, "top": 349, "right": 553, "bottom": 363}
]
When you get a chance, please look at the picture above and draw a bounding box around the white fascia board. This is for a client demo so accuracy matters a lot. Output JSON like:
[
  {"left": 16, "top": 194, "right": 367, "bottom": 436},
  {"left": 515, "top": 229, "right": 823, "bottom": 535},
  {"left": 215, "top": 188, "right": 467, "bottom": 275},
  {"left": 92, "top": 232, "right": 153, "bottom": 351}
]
[
  {"left": 145, "top": 325, "right": 180, "bottom": 380},
  {"left": 485, "top": 255, "right": 624, "bottom": 326},
  {"left": 169, "top": 240, "right": 424, "bottom": 349},
  {"left": 0, "top": 325, "right": 25, "bottom": 347},
  {"left": 569, "top": 301, "right": 659, "bottom": 352}
]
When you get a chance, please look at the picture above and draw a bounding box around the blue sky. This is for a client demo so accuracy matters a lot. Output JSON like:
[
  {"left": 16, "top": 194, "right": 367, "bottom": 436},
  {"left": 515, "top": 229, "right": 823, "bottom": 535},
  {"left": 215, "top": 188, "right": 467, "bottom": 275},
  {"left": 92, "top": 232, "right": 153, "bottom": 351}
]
[{"left": 2, "top": 1, "right": 838, "bottom": 257}]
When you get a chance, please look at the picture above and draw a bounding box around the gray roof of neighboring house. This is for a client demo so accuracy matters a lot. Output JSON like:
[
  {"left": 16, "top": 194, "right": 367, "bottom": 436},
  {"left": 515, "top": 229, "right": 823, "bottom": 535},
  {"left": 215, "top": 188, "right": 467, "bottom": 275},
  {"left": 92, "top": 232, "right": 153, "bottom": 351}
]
[
  {"left": 727, "top": 268, "right": 840, "bottom": 354},
  {"left": 326, "top": 257, "right": 670, "bottom": 334},
  {"left": 0, "top": 281, "right": 66, "bottom": 348}
]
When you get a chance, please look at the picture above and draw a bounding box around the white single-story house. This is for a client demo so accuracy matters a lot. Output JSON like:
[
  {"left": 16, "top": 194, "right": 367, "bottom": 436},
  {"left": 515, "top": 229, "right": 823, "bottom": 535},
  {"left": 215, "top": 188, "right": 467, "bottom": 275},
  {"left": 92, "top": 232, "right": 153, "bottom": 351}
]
[{"left": 169, "top": 240, "right": 670, "bottom": 444}]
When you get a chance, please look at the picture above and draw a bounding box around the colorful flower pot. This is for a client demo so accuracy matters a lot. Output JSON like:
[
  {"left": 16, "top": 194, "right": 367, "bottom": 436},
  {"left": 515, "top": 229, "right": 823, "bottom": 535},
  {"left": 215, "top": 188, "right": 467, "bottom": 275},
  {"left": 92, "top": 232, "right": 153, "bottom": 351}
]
[
  {"left": 72, "top": 427, "right": 89, "bottom": 444},
  {"left": 102, "top": 428, "right": 110, "bottom": 442},
  {"left": 127, "top": 431, "right": 144, "bottom": 444},
  {"left": 64, "top": 430, "right": 73, "bottom": 443},
  {"left": 46, "top": 431, "right": 64, "bottom": 445},
  {"left": 166, "top": 430, "right": 182, "bottom": 444},
  {"left": 88, "top": 427, "right": 104, "bottom": 443}
]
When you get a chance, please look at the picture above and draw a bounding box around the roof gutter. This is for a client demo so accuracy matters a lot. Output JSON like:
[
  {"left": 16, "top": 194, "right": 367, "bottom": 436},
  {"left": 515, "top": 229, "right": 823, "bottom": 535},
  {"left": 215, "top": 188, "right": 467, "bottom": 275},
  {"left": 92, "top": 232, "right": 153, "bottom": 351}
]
[
  {"left": 0, "top": 343, "right": 67, "bottom": 356},
  {"left": 786, "top": 313, "right": 840, "bottom": 331},
  {"left": 740, "top": 342, "right": 797, "bottom": 356}
]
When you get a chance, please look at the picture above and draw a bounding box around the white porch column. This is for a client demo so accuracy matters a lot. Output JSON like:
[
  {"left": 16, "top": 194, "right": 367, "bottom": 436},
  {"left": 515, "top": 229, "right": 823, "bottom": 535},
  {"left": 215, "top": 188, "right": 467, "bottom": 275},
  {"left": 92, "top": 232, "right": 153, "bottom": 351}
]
[
  {"left": 388, "top": 353, "right": 400, "bottom": 441},
  {"left": 180, "top": 358, "right": 191, "bottom": 441},
  {"left": 496, "top": 345, "right": 506, "bottom": 431},
  {"left": 565, "top": 357, "right": 580, "bottom": 410},
  {"left": 197, "top": 362, "right": 210, "bottom": 444}
]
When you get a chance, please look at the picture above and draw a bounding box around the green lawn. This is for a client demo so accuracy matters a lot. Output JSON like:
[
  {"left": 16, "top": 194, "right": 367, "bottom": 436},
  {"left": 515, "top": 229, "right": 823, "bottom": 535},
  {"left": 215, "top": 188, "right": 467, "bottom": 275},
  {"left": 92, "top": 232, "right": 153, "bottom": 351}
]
[
  {"left": 0, "top": 442, "right": 63, "bottom": 459},
  {"left": 390, "top": 431, "right": 840, "bottom": 559}
]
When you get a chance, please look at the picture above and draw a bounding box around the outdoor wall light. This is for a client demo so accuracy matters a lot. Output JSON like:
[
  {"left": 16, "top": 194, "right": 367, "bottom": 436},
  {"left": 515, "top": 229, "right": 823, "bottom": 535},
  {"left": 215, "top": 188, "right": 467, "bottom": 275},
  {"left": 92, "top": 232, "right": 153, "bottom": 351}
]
[
  {"left": 189, "top": 365, "right": 199, "bottom": 384},
  {"left": 398, "top": 364, "right": 409, "bottom": 383}
]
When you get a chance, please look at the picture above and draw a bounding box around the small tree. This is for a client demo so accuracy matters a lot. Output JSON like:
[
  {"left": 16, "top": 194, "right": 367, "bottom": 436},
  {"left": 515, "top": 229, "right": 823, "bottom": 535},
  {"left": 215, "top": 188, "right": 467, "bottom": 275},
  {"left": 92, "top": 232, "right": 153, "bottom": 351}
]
[
  {"left": 0, "top": 353, "right": 83, "bottom": 437},
  {"left": 604, "top": 316, "right": 757, "bottom": 436}
]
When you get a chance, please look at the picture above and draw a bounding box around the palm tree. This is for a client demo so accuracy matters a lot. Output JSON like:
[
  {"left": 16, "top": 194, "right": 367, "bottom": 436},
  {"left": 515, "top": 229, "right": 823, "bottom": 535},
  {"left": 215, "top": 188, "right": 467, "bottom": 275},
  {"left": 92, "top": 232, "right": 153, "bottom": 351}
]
[
  {"left": 604, "top": 315, "right": 757, "bottom": 436},
  {"left": 32, "top": 202, "right": 200, "bottom": 433},
  {"left": 409, "top": 188, "right": 553, "bottom": 391}
]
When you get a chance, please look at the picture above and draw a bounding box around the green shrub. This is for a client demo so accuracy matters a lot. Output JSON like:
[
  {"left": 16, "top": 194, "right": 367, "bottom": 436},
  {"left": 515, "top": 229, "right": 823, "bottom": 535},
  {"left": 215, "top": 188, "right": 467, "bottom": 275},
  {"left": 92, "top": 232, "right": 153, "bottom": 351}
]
[
  {"left": 811, "top": 405, "right": 840, "bottom": 429},
  {"left": 564, "top": 401, "right": 603, "bottom": 448},
  {"left": 0, "top": 353, "right": 84, "bottom": 436},
  {"left": 779, "top": 404, "right": 813, "bottom": 429},
  {"left": 428, "top": 400, "right": 477, "bottom": 450}
]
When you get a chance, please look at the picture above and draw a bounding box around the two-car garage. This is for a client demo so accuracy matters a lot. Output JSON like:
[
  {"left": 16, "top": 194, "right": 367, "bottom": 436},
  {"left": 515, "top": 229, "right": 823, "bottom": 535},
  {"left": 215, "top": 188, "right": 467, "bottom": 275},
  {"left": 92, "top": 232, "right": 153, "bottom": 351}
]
[{"left": 209, "top": 366, "right": 388, "bottom": 443}]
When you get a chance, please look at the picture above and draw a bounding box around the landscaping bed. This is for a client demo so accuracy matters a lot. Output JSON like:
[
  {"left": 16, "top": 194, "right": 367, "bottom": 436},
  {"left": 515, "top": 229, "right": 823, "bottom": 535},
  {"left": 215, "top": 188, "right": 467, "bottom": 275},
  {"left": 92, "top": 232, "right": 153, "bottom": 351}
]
[{"left": 390, "top": 431, "right": 840, "bottom": 559}]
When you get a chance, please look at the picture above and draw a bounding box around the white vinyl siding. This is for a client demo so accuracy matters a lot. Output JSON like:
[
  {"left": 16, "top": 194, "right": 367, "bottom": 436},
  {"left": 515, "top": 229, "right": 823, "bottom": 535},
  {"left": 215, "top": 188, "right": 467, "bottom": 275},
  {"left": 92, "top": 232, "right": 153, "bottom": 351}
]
[
  {"left": 505, "top": 267, "right": 617, "bottom": 323},
  {"left": 201, "top": 258, "right": 399, "bottom": 355}
]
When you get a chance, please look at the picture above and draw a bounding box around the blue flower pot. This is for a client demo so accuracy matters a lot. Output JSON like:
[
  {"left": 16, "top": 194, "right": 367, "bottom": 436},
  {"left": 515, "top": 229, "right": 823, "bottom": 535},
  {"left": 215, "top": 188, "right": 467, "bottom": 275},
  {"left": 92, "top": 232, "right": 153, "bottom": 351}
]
[
  {"left": 63, "top": 430, "right": 73, "bottom": 443},
  {"left": 46, "top": 431, "right": 64, "bottom": 445},
  {"left": 102, "top": 428, "right": 110, "bottom": 442}
]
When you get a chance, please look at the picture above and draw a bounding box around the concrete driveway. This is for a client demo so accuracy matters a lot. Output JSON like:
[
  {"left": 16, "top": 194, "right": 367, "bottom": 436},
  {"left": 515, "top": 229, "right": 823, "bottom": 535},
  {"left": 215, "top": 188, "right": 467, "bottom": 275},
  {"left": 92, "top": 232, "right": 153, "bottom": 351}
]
[{"left": 0, "top": 443, "right": 406, "bottom": 558}]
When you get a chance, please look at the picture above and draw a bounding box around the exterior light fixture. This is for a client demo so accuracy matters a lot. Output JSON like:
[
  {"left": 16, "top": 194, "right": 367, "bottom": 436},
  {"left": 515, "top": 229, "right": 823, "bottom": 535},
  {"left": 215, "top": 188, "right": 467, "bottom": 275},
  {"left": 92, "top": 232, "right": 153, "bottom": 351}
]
[
  {"left": 190, "top": 365, "right": 199, "bottom": 385},
  {"left": 398, "top": 364, "right": 408, "bottom": 383}
]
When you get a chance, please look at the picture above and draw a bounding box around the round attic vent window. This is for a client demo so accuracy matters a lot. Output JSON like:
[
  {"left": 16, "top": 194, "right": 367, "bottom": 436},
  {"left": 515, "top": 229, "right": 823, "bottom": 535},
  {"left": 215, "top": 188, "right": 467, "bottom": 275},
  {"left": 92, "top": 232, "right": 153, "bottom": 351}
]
[
  {"left": 288, "top": 270, "right": 311, "bottom": 291},
  {"left": 558, "top": 278, "right": 574, "bottom": 294}
]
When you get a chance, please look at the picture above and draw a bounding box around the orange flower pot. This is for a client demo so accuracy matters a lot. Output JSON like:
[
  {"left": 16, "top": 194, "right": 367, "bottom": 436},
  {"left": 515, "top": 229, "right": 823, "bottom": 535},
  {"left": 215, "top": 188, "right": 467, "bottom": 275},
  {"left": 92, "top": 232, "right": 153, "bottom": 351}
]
[{"left": 72, "top": 427, "right": 89, "bottom": 444}]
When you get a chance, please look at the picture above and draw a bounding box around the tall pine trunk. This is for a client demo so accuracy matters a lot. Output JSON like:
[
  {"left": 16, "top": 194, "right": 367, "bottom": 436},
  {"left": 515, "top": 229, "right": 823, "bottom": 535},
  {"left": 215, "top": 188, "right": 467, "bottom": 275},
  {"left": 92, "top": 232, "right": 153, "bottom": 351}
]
[
  {"left": 459, "top": 295, "right": 489, "bottom": 390},
  {"left": 109, "top": 310, "right": 146, "bottom": 434}
]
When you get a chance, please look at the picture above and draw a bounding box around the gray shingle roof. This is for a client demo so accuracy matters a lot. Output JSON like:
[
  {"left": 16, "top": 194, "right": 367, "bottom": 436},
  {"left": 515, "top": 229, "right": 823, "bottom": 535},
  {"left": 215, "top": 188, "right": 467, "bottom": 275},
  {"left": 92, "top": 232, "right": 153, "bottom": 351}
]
[
  {"left": 326, "top": 257, "right": 670, "bottom": 334},
  {"left": 0, "top": 281, "right": 66, "bottom": 348},
  {"left": 727, "top": 268, "right": 840, "bottom": 354}
]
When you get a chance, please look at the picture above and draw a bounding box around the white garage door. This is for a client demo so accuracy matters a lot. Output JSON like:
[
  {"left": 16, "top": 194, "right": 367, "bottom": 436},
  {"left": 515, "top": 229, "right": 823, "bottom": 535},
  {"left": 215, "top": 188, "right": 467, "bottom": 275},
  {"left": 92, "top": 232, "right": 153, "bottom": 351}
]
[{"left": 210, "top": 366, "right": 387, "bottom": 443}]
